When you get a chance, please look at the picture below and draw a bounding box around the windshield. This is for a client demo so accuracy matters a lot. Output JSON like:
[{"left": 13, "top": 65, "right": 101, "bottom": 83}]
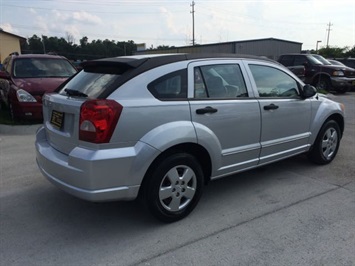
[
  {"left": 306, "top": 55, "right": 324, "bottom": 65},
  {"left": 311, "top": 55, "right": 332, "bottom": 65},
  {"left": 13, "top": 58, "right": 77, "bottom": 78},
  {"left": 59, "top": 70, "right": 121, "bottom": 98}
]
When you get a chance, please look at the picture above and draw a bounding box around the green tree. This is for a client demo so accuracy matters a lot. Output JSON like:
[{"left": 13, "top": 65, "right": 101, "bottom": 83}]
[
  {"left": 157, "top": 45, "right": 175, "bottom": 49},
  {"left": 344, "top": 46, "right": 355, "bottom": 57},
  {"left": 318, "top": 46, "right": 349, "bottom": 58},
  {"left": 27, "top": 34, "right": 45, "bottom": 54}
]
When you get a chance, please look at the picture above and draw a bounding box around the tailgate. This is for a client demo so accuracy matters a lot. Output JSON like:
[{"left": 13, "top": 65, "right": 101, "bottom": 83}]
[{"left": 42, "top": 93, "right": 85, "bottom": 155}]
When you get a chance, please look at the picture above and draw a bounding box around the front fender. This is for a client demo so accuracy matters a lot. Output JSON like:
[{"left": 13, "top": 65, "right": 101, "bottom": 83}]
[{"left": 309, "top": 96, "right": 345, "bottom": 144}]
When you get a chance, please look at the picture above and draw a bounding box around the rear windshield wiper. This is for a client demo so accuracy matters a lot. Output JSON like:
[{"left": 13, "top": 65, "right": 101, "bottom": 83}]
[{"left": 64, "top": 89, "right": 88, "bottom": 97}]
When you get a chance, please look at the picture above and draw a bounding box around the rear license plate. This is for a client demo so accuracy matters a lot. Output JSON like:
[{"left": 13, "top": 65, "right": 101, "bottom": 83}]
[
  {"left": 50, "top": 110, "right": 64, "bottom": 129},
  {"left": 352, "top": 80, "right": 355, "bottom": 86}
]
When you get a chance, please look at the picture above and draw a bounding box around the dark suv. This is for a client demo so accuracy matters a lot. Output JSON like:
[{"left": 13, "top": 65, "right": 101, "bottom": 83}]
[
  {"left": 0, "top": 53, "right": 77, "bottom": 120},
  {"left": 278, "top": 54, "right": 355, "bottom": 93}
]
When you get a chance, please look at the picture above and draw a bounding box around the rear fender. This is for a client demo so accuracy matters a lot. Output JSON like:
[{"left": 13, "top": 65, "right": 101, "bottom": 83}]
[
  {"left": 139, "top": 121, "right": 222, "bottom": 175},
  {"left": 139, "top": 121, "right": 197, "bottom": 151}
]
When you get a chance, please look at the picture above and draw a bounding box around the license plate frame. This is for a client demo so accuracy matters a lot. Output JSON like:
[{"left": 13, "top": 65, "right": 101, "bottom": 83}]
[{"left": 50, "top": 110, "right": 64, "bottom": 129}]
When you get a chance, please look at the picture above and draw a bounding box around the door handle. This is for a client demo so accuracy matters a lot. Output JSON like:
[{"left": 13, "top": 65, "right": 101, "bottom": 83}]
[
  {"left": 264, "top": 104, "right": 279, "bottom": 110},
  {"left": 196, "top": 106, "right": 218, "bottom": 114}
]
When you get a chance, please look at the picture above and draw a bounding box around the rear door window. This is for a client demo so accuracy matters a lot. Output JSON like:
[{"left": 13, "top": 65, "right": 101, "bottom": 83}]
[{"left": 194, "top": 64, "right": 248, "bottom": 98}]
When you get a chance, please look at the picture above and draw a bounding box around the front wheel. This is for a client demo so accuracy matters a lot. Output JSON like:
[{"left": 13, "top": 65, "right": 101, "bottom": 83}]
[
  {"left": 314, "top": 77, "right": 331, "bottom": 92},
  {"left": 308, "top": 120, "right": 341, "bottom": 165},
  {"left": 142, "top": 153, "right": 204, "bottom": 223}
]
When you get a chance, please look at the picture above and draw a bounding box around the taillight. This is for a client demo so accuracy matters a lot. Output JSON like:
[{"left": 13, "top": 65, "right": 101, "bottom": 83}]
[{"left": 79, "top": 99, "right": 122, "bottom": 143}]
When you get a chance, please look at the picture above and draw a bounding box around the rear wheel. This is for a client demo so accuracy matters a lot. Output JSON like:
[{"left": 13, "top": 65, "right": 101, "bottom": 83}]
[
  {"left": 143, "top": 153, "right": 204, "bottom": 222},
  {"left": 308, "top": 120, "right": 341, "bottom": 165}
]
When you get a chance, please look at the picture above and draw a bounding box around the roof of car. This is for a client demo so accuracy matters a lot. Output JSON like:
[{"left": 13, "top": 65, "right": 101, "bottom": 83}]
[
  {"left": 11, "top": 54, "right": 67, "bottom": 59},
  {"left": 81, "top": 53, "right": 277, "bottom": 76},
  {"left": 83, "top": 53, "right": 275, "bottom": 68}
]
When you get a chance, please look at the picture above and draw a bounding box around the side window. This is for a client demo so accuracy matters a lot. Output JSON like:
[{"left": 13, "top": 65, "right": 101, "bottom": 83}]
[
  {"left": 148, "top": 69, "right": 187, "bottom": 100},
  {"left": 279, "top": 55, "right": 293, "bottom": 66},
  {"left": 194, "top": 64, "right": 248, "bottom": 99},
  {"left": 294, "top": 56, "right": 307, "bottom": 66},
  {"left": 249, "top": 64, "right": 300, "bottom": 98}
]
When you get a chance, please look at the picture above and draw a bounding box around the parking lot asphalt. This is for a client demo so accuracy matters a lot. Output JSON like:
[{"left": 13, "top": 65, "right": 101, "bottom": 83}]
[{"left": 0, "top": 93, "right": 354, "bottom": 266}]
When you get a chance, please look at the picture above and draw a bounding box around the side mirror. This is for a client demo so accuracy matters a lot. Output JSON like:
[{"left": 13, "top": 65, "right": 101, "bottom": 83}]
[
  {"left": 0, "top": 71, "right": 10, "bottom": 80},
  {"left": 302, "top": 84, "right": 317, "bottom": 98}
]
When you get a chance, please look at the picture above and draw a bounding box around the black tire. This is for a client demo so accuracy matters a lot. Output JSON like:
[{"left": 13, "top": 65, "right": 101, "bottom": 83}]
[
  {"left": 308, "top": 120, "right": 341, "bottom": 165},
  {"left": 142, "top": 152, "right": 204, "bottom": 223},
  {"left": 315, "top": 77, "right": 331, "bottom": 92}
]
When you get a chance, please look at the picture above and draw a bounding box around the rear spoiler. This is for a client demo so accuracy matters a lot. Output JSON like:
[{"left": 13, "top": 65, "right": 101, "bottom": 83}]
[{"left": 80, "top": 58, "right": 149, "bottom": 74}]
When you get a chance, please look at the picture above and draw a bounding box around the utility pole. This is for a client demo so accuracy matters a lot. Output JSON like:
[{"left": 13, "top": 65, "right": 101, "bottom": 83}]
[
  {"left": 326, "top": 22, "right": 333, "bottom": 48},
  {"left": 191, "top": 1, "right": 195, "bottom": 46}
]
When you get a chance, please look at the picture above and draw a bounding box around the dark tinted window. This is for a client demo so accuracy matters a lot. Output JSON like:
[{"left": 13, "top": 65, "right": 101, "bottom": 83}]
[
  {"left": 279, "top": 55, "right": 293, "bottom": 66},
  {"left": 294, "top": 56, "right": 307, "bottom": 66},
  {"left": 305, "top": 55, "right": 323, "bottom": 65},
  {"left": 148, "top": 69, "right": 187, "bottom": 100}
]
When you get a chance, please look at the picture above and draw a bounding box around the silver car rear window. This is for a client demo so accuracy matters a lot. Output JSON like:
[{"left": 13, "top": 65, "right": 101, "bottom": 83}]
[{"left": 59, "top": 70, "right": 121, "bottom": 98}]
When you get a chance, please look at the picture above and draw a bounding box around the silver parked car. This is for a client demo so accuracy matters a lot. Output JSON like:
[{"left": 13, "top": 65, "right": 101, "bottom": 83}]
[{"left": 35, "top": 54, "right": 345, "bottom": 222}]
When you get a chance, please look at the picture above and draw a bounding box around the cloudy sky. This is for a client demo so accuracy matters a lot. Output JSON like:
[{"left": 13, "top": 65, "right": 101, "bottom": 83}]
[{"left": 0, "top": 0, "right": 354, "bottom": 51}]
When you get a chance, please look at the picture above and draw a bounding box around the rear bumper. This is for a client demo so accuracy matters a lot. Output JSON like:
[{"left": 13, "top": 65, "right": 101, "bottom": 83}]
[{"left": 35, "top": 126, "right": 159, "bottom": 202}]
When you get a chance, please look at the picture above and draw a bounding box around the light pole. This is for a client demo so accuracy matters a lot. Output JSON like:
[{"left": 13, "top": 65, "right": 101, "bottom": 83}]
[{"left": 316, "top": 40, "right": 322, "bottom": 54}]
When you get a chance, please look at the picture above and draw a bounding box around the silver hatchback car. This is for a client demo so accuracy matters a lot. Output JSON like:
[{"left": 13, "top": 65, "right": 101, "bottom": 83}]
[{"left": 35, "top": 54, "right": 345, "bottom": 222}]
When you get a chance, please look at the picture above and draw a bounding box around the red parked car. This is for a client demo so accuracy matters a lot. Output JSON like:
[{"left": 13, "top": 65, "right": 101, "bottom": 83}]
[{"left": 0, "top": 53, "right": 77, "bottom": 121}]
